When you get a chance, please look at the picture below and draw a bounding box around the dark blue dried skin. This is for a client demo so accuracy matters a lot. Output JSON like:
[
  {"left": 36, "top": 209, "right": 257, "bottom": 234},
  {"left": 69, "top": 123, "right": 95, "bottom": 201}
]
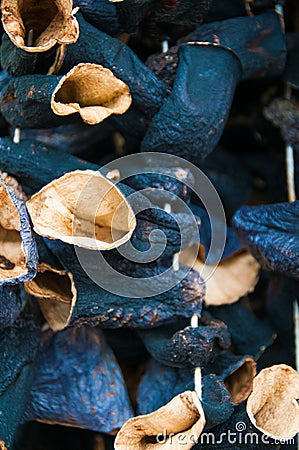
[
  {"left": 0, "top": 316, "right": 40, "bottom": 449},
  {"left": 209, "top": 302, "right": 276, "bottom": 358},
  {"left": 124, "top": 167, "right": 195, "bottom": 207},
  {"left": 0, "top": 178, "right": 37, "bottom": 286},
  {"left": 115, "top": 0, "right": 155, "bottom": 33},
  {"left": 0, "top": 74, "right": 68, "bottom": 129},
  {"left": 147, "top": 0, "right": 212, "bottom": 28},
  {"left": 141, "top": 43, "right": 241, "bottom": 165},
  {"left": 190, "top": 203, "right": 243, "bottom": 265},
  {"left": 137, "top": 359, "right": 234, "bottom": 430},
  {"left": 0, "top": 34, "right": 62, "bottom": 77},
  {"left": 205, "top": 351, "right": 256, "bottom": 405},
  {"left": 185, "top": 11, "right": 286, "bottom": 80},
  {"left": 0, "top": 138, "right": 98, "bottom": 194},
  {"left": 204, "top": 0, "right": 249, "bottom": 22},
  {"left": 233, "top": 201, "right": 299, "bottom": 280},
  {"left": 41, "top": 239, "right": 203, "bottom": 329},
  {"left": 0, "top": 138, "right": 199, "bottom": 257},
  {"left": 138, "top": 318, "right": 231, "bottom": 369},
  {"left": 24, "top": 327, "right": 133, "bottom": 433},
  {"left": 61, "top": 13, "right": 169, "bottom": 118},
  {"left": 193, "top": 404, "right": 282, "bottom": 450},
  {"left": 73, "top": 0, "right": 124, "bottom": 36},
  {"left": 148, "top": 11, "right": 286, "bottom": 86},
  {"left": 0, "top": 284, "right": 23, "bottom": 330}
]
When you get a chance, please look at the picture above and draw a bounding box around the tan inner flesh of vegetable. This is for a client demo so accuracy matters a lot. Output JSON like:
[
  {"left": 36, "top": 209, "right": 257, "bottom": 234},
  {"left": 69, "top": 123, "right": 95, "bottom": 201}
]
[
  {"left": 26, "top": 269, "right": 72, "bottom": 303},
  {"left": 52, "top": 65, "right": 132, "bottom": 125},
  {"left": 19, "top": 0, "right": 59, "bottom": 42},
  {"left": 26, "top": 267, "right": 76, "bottom": 331},
  {"left": 225, "top": 359, "right": 256, "bottom": 405},
  {"left": 27, "top": 171, "right": 136, "bottom": 250},
  {"left": 254, "top": 378, "right": 299, "bottom": 436},
  {"left": 180, "top": 244, "right": 259, "bottom": 306},
  {"left": 55, "top": 74, "right": 123, "bottom": 109},
  {"left": 0, "top": 183, "right": 26, "bottom": 280}
]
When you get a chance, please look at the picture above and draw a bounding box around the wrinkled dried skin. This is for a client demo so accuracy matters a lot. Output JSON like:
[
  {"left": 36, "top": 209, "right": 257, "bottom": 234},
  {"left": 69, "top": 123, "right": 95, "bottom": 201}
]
[
  {"left": 0, "top": 284, "right": 23, "bottom": 330},
  {"left": 223, "top": 356, "right": 256, "bottom": 405},
  {"left": 247, "top": 364, "right": 299, "bottom": 440},
  {"left": 233, "top": 201, "right": 299, "bottom": 280},
  {"left": 137, "top": 360, "right": 234, "bottom": 431},
  {"left": 1, "top": 0, "right": 79, "bottom": 52},
  {"left": 0, "top": 180, "right": 27, "bottom": 282},
  {"left": 115, "top": 391, "right": 205, "bottom": 450},
  {"left": 180, "top": 245, "right": 260, "bottom": 306},
  {"left": 51, "top": 63, "right": 132, "bottom": 125},
  {"left": 27, "top": 170, "right": 136, "bottom": 250},
  {"left": 25, "top": 327, "right": 133, "bottom": 433},
  {"left": 139, "top": 320, "right": 231, "bottom": 369}
]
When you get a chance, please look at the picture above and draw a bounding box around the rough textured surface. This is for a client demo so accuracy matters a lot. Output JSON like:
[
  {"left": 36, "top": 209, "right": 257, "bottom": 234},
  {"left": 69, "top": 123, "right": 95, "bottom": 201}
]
[
  {"left": 0, "top": 178, "right": 37, "bottom": 285},
  {"left": 115, "top": 390, "right": 205, "bottom": 450},
  {"left": 25, "top": 327, "right": 133, "bottom": 433},
  {"left": 62, "top": 13, "right": 168, "bottom": 117},
  {"left": 147, "top": 12, "right": 286, "bottom": 85},
  {"left": 247, "top": 365, "right": 299, "bottom": 440},
  {"left": 138, "top": 318, "right": 231, "bottom": 368},
  {"left": 233, "top": 201, "right": 299, "bottom": 280},
  {"left": 209, "top": 302, "right": 276, "bottom": 358},
  {"left": 74, "top": 0, "right": 124, "bottom": 36},
  {"left": 0, "top": 34, "right": 61, "bottom": 77},
  {"left": 0, "top": 284, "right": 23, "bottom": 329},
  {"left": 137, "top": 359, "right": 234, "bottom": 430},
  {"left": 0, "top": 315, "right": 40, "bottom": 448},
  {"left": 206, "top": 351, "right": 256, "bottom": 405},
  {"left": 141, "top": 44, "right": 241, "bottom": 164},
  {"left": 193, "top": 403, "right": 284, "bottom": 449},
  {"left": 41, "top": 239, "right": 204, "bottom": 329},
  {"left": 0, "top": 74, "right": 67, "bottom": 129},
  {"left": 184, "top": 11, "right": 286, "bottom": 80}
]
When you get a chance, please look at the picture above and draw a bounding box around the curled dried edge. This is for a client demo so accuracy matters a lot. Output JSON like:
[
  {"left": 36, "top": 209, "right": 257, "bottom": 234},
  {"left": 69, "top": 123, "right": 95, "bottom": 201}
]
[
  {"left": 1, "top": 0, "right": 79, "bottom": 52},
  {"left": 51, "top": 63, "right": 132, "bottom": 125},
  {"left": 0, "top": 177, "right": 36, "bottom": 284},
  {"left": 24, "top": 263, "right": 77, "bottom": 331},
  {"left": 224, "top": 356, "right": 256, "bottom": 405},
  {"left": 180, "top": 245, "right": 260, "bottom": 306},
  {"left": 26, "top": 170, "right": 136, "bottom": 250},
  {"left": 115, "top": 391, "right": 205, "bottom": 450},
  {"left": 246, "top": 364, "right": 299, "bottom": 440}
]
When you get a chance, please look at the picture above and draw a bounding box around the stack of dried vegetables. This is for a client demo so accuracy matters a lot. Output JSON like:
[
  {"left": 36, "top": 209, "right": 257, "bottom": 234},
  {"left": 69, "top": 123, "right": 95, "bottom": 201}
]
[{"left": 0, "top": 0, "right": 298, "bottom": 449}]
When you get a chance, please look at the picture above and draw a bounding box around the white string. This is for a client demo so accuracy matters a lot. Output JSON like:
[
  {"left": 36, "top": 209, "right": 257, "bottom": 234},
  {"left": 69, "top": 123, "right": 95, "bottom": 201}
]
[
  {"left": 13, "top": 128, "right": 21, "bottom": 144},
  {"left": 191, "top": 314, "right": 202, "bottom": 400},
  {"left": 163, "top": 201, "right": 202, "bottom": 400},
  {"left": 162, "top": 40, "right": 169, "bottom": 53}
]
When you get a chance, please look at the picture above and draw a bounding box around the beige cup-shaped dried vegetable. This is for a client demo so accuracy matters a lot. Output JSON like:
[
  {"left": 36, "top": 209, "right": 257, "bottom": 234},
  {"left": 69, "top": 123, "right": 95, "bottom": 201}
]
[
  {"left": 247, "top": 364, "right": 299, "bottom": 440},
  {"left": 115, "top": 391, "right": 205, "bottom": 450},
  {"left": 180, "top": 245, "right": 260, "bottom": 306},
  {"left": 26, "top": 170, "right": 136, "bottom": 250},
  {"left": 51, "top": 63, "right": 132, "bottom": 125},
  {"left": 1, "top": 0, "right": 79, "bottom": 52}
]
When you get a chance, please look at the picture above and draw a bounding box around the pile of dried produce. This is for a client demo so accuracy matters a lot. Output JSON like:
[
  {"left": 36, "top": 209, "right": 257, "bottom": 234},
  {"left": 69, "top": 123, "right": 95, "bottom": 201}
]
[{"left": 0, "top": 0, "right": 298, "bottom": 449}]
